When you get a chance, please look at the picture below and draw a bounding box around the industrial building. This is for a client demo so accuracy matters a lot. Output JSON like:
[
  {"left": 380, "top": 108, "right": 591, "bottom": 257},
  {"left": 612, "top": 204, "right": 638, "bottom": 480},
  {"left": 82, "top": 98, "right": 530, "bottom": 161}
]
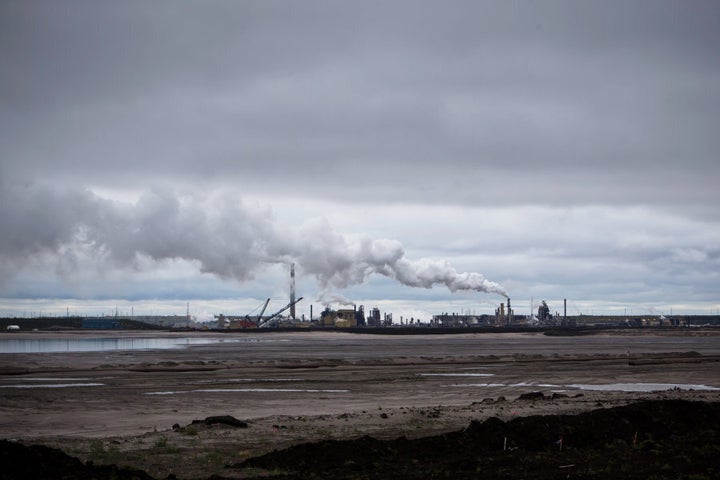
[
  {"left": 318, "top": 305, "right": 393, "bottom": 328},
  {"left": 495, "top": 298, "right": 515, "bottom": 325}
]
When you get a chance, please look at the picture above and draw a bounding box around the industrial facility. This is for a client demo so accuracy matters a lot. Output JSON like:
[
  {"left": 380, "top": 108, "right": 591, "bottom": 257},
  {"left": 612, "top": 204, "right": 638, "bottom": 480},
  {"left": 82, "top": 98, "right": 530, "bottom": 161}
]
[
  {"left": 5, "top": 267, "right": 707, "bottom": 331},
  {"left": 429, "top": 298, "right": 576, "bottom": 328},
  {"left": 213, "top": 300, "right": 392, "bottom": 329},
  {"left": 208, "top": 266, "right": 670, "bottom": 330},
  {"left": 211, "top": 296, "right": 577, "bottom": 330}
]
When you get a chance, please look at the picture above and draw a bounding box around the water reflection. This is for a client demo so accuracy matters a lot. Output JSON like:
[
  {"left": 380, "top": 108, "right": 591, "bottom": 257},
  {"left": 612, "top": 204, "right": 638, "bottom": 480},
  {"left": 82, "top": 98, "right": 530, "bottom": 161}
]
[
  {"left": 449, "top": 382, "right": 720, "bottom": 392},
  {"left": 145, "top": 388, "right": 350, "bottom": 395},
  {"left": 0, "top": 336, "right": 276, "bottom": 353},
  {"left": 0, "top": 383, "right": 105, "bottom": 389},
  {"left": 567, "top": 383, "right": 720, "bottom": 392}
]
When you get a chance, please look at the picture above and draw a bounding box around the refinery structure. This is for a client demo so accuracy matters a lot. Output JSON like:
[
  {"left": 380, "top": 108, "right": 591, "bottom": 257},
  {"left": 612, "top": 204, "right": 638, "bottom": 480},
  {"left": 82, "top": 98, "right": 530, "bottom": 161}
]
[
  {"left": 214, "top": 265, "right": 395, "bottom": 329},
  {"left": 432, "top": 298, "right": 574, "bottom": 328},
  {"left": 215, "top": 296, "right": 567, "bottom": 330},
  {"left": 213, "top": 266, "right": 575, "bottom": 329},
  {"left": 215, "top": 302, "right": 393, "bottom": 330}
]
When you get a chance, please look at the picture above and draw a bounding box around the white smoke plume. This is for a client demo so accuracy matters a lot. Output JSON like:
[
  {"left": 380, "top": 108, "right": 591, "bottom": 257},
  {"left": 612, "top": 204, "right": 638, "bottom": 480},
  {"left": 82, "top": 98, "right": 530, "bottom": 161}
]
[
  {"left": 0, "top": 183, "right": 508, "bottom": 299},
  {"left": 316, "top": 291, "right": 355, "bottom": 308}
]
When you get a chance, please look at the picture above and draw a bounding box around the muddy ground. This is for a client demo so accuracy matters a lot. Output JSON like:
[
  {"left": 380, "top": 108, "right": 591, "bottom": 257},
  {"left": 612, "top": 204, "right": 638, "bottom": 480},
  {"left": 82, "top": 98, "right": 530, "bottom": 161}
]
[{"left": 1, "top": 329, "right": 719, "bottom": 479}]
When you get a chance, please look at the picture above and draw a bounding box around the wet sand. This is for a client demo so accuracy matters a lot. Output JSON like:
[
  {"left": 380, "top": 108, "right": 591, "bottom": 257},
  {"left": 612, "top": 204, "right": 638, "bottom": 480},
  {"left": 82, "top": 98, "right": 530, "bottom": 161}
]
[{"left": 1, "top": 329, "right": 719, "bottom": 478}]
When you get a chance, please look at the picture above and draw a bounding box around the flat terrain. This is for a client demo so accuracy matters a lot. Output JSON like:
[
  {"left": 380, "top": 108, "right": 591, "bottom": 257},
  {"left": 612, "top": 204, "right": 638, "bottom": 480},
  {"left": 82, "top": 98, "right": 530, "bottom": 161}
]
[{"left": 1, "top": 329, "right": 719, "bottom": 479}]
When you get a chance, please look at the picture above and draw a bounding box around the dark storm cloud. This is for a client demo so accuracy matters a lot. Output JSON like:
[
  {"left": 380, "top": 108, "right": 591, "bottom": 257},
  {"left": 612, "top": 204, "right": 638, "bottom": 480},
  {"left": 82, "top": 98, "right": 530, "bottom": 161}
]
[{"left": 2, "top": 1, "right": 719, "bottom": 207}]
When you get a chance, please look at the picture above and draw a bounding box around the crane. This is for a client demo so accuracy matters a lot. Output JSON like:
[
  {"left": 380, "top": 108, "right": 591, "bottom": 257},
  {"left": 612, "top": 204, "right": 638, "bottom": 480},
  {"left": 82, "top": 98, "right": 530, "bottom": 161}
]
[
  {"left": 258, "top": 297, "right": 304, "bottom": 328},
  {"left": 255, "top": 298, "right": 271, "bottom": 325}
]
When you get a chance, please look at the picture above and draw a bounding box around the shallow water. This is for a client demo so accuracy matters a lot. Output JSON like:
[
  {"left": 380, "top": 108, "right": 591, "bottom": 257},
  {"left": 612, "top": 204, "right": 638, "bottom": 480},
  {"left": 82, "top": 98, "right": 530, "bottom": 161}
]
[
  {"left": 567, "top": 382, "right": 720, "bottom": 392},
  {"left": 0, "top": 383, "right": 105, "bottom": 389},
  {"left": 145, "top": 388, "right": 350, "bottom": 395},
  {"left": 450, "top": 381, "right": 720, "bottom": 392},
  {"left": 0, "top": 336, "right": 286, "bottom": 353}
]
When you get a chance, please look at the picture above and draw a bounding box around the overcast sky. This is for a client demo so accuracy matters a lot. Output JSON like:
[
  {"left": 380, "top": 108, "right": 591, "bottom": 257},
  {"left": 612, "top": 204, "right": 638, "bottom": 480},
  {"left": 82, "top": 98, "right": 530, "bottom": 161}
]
[{"left": 1, "top": 1, "right": 719, "bottom": 321}]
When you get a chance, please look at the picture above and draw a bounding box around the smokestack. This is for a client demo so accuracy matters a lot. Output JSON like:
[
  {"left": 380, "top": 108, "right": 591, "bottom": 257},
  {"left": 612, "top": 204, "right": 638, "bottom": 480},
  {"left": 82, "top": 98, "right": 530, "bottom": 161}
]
[
  {"left": 507, "top": 298, "right": 512, "bottom": 325},
  {"left": 290, "top": 263, "right": 296, "bottom": 319},
  {"left": 564, "top": 298, "right": 567, "bottom": 320}
]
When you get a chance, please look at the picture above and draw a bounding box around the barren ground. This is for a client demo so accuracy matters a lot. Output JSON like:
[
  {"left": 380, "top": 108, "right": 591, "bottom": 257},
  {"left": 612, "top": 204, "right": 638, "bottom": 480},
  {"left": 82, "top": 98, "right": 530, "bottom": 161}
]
[{"left": 1, "top": 329, "right": 718, "bottom": 479}]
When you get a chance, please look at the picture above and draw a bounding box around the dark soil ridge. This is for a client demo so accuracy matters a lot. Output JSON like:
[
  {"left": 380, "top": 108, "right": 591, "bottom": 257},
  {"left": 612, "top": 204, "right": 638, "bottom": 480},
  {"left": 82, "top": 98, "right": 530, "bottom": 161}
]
[
  {"left": 0, "top": 439, "right": 154, "bottom": 480},
  {"left": 2, "top": 400, "right": 719, "bottom": 480},
  {"left": 235, "top": 399, "right": 720, "bottom": 479}
]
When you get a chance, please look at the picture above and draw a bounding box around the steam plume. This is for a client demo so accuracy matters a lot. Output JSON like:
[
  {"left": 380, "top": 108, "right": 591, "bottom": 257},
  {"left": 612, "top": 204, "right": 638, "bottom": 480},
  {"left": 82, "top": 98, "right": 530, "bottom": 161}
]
[{"left": 0, "top": 183, "right": 508, "bottom": 299}]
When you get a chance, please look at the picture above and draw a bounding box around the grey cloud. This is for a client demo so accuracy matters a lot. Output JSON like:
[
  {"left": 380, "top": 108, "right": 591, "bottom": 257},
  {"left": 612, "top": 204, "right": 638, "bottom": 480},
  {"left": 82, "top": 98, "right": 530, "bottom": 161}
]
[{"left": 2, "top": 1, "right": 718, "bottom": 209}]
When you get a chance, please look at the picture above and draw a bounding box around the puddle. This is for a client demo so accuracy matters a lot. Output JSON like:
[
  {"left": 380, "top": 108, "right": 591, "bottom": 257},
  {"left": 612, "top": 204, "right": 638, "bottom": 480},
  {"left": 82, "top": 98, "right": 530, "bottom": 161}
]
[
  {"left": 450, "top": 381, "right": 719, "bottom": 392},
  {"left": 12, "top": 377, "right": 92, "bottom": 381},
  {"left": 145, "top": 388, "right": 349, "bottom": 395},
  {"left": 195, "top": 378, "right": 301, "bottom": 384},
  {"left": 452, "top": 383, "right": 507, "bottom": 388},
  {"left": 0, "top": 376, "right": 105, "bottom": 388},
  {"left": 0, "top": 383, "right": 105, "bottom": 389},
  {"left": 452, "top": 381, "right": 553, "bottom": 387},
  {"left": 0, "top": 336, "right": 287, "bottom": 353},
  {"left": 567, "top": 383, "right": 720, "bottom": 392}
]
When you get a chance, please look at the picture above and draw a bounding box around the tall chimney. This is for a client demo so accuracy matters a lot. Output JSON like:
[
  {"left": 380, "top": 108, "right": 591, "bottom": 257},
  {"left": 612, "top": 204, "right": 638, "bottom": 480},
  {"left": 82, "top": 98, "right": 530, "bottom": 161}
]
[
  {"left": 290, "top": 263, "right": 296, "bottom": 319},
  {"left": 564, "top": 298, "right": 567, "bottom": 320},
  {"left": 507, "top": 298, "right": 512, "bottom": 325}
]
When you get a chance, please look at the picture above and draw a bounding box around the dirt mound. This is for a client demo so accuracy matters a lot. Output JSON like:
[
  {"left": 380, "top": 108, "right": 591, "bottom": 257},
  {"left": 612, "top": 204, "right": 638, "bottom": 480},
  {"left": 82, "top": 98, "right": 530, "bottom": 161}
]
[
  {"left": 0, "top": 439, "right": 155, "bottom": 480},
  {"left": 190, "top": 415, "right": 248, "bottom": 428},
  {"left": 235, "top": 400, "right": 720, "bottom": 479},
  {"left": 517, "top": 390, "right": 546, "bottom": 401}
]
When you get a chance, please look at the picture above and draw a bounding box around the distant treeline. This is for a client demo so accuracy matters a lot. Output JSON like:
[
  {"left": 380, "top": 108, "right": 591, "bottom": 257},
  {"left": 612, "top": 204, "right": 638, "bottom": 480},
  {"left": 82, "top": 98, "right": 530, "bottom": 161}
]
[
  {"left": 0, "top": 316, "right": 165, "bottom": 331},
  {"left": 575, "top": 315, "right": 720, "bottom": 327}
]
